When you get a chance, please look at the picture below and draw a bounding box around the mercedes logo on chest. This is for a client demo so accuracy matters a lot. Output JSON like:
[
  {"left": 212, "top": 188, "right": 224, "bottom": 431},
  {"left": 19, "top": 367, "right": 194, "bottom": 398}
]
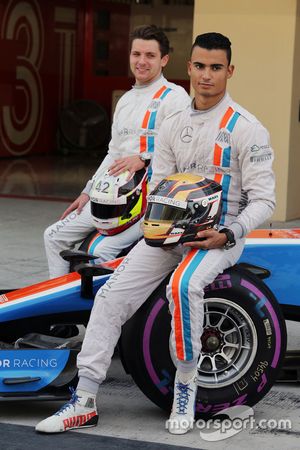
[{"left": 180, "top": 126, "right": 193, "bottom": 143}]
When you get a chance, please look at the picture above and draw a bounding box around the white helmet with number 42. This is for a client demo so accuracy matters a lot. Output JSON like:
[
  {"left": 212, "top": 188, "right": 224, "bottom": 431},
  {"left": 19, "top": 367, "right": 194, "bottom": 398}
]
[{"left": 90, "top": 168, "right": 148, "bottom": 235}]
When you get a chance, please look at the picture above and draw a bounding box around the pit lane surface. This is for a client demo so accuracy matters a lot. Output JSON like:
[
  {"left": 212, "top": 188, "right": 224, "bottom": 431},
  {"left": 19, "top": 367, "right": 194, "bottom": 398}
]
[
  {"left": 1, "top": 198, "right": 300, "bottom": 450},
  {"left": 1, "top": 351, "right": 300, "bottom": 450}
]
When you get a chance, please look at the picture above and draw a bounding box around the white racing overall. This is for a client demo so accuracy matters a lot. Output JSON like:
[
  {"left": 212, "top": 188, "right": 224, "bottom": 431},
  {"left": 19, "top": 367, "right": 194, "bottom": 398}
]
[
  {"left": 77, "top": 93, "right": 275, "bottom": 385},
  {"left": 44, "top": 76, "right": 190, "bottom": 278}
]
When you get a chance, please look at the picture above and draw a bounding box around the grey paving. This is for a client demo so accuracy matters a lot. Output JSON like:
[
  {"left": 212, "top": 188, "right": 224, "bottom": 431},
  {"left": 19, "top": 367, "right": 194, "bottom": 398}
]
[
  {"left": 0, "top": 197, "right": 68, "bottom": 287},
  {"left": 0, "top": 422, "right": 203, "bottom": 450}
]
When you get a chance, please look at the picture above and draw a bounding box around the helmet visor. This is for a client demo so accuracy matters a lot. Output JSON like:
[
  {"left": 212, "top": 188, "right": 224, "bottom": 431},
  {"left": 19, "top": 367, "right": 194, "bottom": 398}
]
[
  {"left": 145, "top": 203, "right": 189, "bottom": 222},
  {"left": 91, "top": 201, "right": 127, "bottom": 220}
]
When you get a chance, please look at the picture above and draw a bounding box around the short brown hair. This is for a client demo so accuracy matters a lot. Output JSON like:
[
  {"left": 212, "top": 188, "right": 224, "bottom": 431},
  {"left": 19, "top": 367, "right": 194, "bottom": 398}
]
[{"left": 130, "top": 25, "right": 170, "bottom": 57}]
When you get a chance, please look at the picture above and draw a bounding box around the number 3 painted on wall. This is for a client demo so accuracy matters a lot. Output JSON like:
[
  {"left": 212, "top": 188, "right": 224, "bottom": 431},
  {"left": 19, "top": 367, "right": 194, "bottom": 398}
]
[{"left": 0, "top": 0, "right": 44, "bottom": 155}]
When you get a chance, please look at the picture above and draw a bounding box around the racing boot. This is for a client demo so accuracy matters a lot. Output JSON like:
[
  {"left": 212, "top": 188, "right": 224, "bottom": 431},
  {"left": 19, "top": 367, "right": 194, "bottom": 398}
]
[
  {"left": 166, "top": 369, "right": 198, "bottom": 435},
  {"left": 35, "top": 388, "right": 98, "bottom": 433}
]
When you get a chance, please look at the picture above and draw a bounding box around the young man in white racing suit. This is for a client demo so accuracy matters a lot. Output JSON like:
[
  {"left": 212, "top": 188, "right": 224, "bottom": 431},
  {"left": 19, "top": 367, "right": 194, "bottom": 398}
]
[
  {"left": 44, "top": 25, "right": 190, "bottom": 278},
  {"left": 36, "top": 33, "right": 275, "bottom": 434}
]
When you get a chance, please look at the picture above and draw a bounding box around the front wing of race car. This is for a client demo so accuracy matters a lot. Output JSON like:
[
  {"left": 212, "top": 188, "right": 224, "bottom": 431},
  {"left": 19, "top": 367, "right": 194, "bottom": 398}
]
[
  {"left": 0, "top": 266, "right": 115, "bottom": 400},
  {"left": 0, "top": 347, "right": 78, "bottom": 401}
]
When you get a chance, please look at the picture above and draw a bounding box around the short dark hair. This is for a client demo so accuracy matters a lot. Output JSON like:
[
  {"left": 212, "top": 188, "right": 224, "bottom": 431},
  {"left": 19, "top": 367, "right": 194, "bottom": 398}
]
[
  {"left": 191, "top": 32, "right": 232, "bottom": 65},
  {"left": 130, "top": 25, "right": 170, "bottom": 57}
]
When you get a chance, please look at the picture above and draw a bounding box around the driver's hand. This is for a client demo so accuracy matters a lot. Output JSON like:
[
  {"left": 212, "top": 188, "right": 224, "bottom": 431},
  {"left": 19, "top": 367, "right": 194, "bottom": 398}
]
[
  {"left": 183, "top": 229, "right": 227, "bottom": 250},
  {"left": 60, "top": 193, "right": 90, "bottom": 220},
  {"left": 108, "top": 155, "right": 146, "bottom": 178}
]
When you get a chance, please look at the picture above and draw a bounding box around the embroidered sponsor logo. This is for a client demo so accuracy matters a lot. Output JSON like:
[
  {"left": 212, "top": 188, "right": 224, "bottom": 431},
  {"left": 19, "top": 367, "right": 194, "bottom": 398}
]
[
  {"left": 183, "top": 163, "right": 231, "bottom": 175},
  {"left": 216, "top": 129, "right": 231, "bottom": 147},
  {"left": 250, "top": 153, "right": 272, "bottom": 163},
  {"left": 119, "top": 128, "right": 136, "bottom": 136},
  {"left": 97, "top": 257, "right": 130, "bottom": 299},
  {"left": 180, "top": 126, "right": 193, "bottom": 143},
  {"left": 251, "top": 144, "right": 270, "bottom": 152},
  {"left": 141, "top": 129, "right": 157, "bottom": 136},
  {"left": 147, "top": 100, "right": 161, "bottom": 111},
  {"left": 48, "top": 212, "right": 78, "bottom": 237}
]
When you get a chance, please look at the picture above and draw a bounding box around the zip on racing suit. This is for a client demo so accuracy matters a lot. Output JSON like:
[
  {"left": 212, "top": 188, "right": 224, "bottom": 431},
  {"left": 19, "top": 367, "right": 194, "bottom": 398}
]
[
  {"left": 76, "top": 92, "right": 276, "bottom": 390},
  {"left": 44, "top": 75, "right": 190, "bottom": 278}
]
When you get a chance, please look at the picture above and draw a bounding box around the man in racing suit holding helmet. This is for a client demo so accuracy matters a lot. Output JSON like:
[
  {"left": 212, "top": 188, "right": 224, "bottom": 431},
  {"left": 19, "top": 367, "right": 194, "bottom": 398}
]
[
  {"left": 36, "top": 32, "right": 275, "bottom": 435},
  {"left": 44, "top": 24, "right": 190, "bottom": 278}
]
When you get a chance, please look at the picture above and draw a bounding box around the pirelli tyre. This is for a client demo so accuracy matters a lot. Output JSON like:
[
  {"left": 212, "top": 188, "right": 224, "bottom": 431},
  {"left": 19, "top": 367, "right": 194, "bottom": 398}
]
[{"left": 119, "top": 265, "right": 287, "bottom": 418}]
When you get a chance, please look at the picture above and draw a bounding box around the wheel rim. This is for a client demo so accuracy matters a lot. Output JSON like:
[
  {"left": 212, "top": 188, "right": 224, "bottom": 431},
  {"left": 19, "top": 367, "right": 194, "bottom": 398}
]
[{"left": 170, "top": 297, "right": 258, "bottom": 389}]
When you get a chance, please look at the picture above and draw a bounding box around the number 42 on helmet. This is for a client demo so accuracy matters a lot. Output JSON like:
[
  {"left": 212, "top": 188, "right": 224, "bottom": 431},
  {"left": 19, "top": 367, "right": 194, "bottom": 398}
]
[{"left": 90, "top": 168, "right": 148, "bottom": 235}]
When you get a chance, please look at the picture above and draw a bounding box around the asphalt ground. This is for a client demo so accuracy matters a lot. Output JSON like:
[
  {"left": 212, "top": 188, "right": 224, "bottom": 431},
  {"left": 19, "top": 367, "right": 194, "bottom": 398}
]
[{"left": 0, "top": 422, "right": 202, "bottom": 450}]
